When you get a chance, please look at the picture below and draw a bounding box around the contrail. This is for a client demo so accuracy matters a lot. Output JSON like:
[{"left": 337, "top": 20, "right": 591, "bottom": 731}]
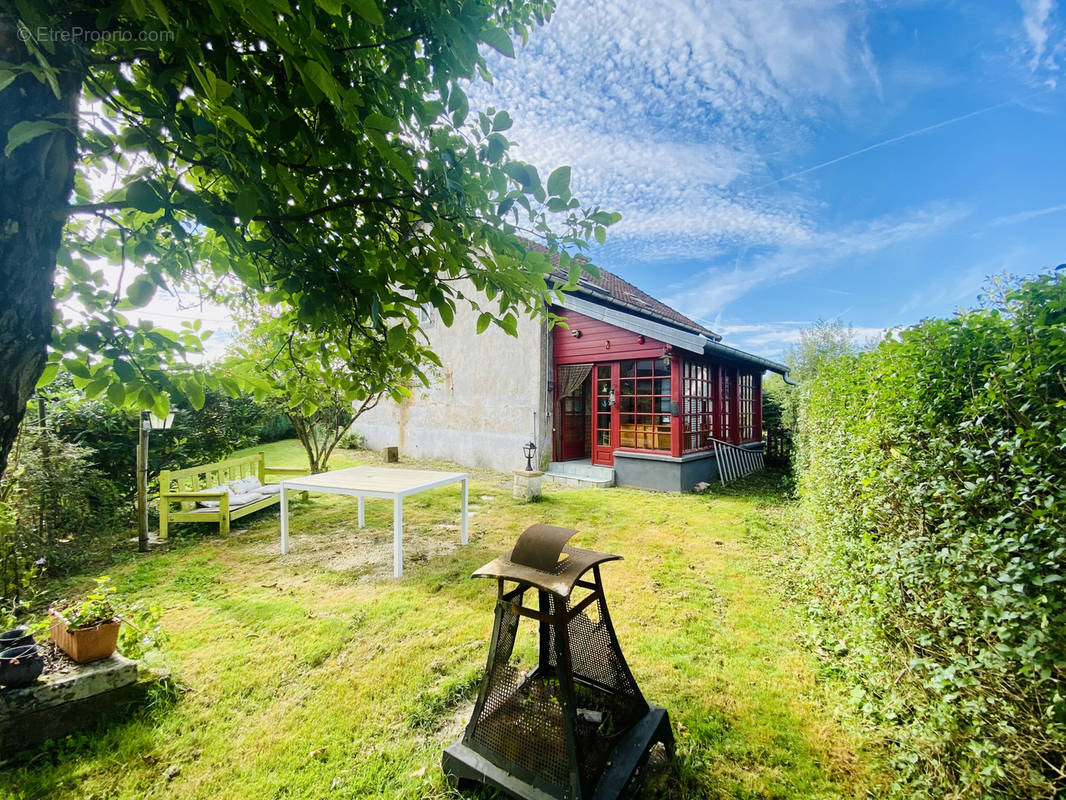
[{"left": 748, "top": 89, "right": 1053, "bottom": 193}]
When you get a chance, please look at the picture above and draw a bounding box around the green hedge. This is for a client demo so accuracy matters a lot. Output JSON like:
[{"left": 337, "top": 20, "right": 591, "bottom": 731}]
[{"left": 798, "top": 272, "right": 1065, "bottom": 797}]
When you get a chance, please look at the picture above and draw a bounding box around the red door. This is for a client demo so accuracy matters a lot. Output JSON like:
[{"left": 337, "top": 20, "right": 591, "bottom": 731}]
[
  {"left": 591, "top": 364, "right": 618, "bottom": 466},
  {"left": 558, "top": 377, "right": 590, "bottom": 461}
]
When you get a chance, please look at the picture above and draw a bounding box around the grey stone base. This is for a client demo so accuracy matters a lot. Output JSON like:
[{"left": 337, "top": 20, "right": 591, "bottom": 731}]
[{"left": 0, "top": 655, "right": 158, "bottom": 759}]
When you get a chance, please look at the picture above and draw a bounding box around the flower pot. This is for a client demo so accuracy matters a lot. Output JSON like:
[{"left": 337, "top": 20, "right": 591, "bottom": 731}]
[
  {"left": 50, "top": 614, "right": 120, "bottom": 664},
  {"left": 0, "top": 627, "right": 34, "bottom": 650},
  {"left": 0, "top": 644, "right": 44, "bottom": 688}
]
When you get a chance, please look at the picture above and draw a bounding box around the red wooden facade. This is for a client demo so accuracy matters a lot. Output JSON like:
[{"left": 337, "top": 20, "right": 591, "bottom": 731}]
[{"left": 552, "top": 308, "right": 763, "bottom": 466}]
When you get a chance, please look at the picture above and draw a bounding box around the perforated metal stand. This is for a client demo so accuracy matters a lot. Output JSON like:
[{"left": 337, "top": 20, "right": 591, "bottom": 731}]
[{"left": 443, "top": 525, "right": 674, "bottom": 800}]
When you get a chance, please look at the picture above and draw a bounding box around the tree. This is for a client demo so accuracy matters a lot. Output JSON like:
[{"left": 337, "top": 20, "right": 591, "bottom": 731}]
[
  {"left": 0, "top": 0, "right": 616, "bottom": 476},
  {"left": 227, "top": 313, "right": 429, "bottom": 473}
]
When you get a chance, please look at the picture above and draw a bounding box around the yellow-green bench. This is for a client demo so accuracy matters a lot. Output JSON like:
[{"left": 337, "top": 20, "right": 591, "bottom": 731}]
[{"left": 158, "top": 452, "right": 309, "bottom": 538}]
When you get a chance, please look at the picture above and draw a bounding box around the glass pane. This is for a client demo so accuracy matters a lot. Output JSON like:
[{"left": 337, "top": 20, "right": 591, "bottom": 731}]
[
  {"left": 597, "top": 379, "right": 611, "bottom": 395},
  {"left": 620, "top": 361, "right": 635, "bottom": 378},
  {"left": 620, "top": 396, "right": 634, "bottom": 413},
  {"left": 637, "top": 397, "right": 652, "bottom": 413},
  {"left": 620, "top": 379, "right": 634, "bottom": 395},
  {"left": 620, "top": 413, "right": 634, "bottom": 427},
  {"left": 597, "top": 398, "right": 610, "bottom": 412},
  {"left": 637, "top": 379, "right": 653, "bottom": 395},
  {"left": 636, "top": 360, "right": 654, "bottom": 377},
  {"left": 597, "top": 429, "right": 609, "bottom": 445},
  {"left": 655, "top": 397, "right": 671, "bottom": 413},
  {"left": 597, "top": 413, "right": 610, "bottom": 429},
  {"left": 598, "top": 365, "right": 611, "bottom": 379},
  {"left": 655, "top": 359, "right": 671, "bottom": 376},
  {"left": 655, "top": 378, "right": 671, "bottom": 395}
]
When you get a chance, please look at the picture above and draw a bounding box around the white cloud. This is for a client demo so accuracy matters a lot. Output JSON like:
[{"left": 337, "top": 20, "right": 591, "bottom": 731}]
[
  {"left": 470, "top": 0, "right": 881, "bottom": 251},
  {"left": 662, "top": 202, "right": 972, "bottom": 321},
  {"left": 714, "top": 320, "right": 888, "bottom": 357},
  {"left": 1021, "top": 0, "right": 1057, "bottom": 70},
  {"left": 987, "top": 201, "right": 1066, "bottom": 227}
]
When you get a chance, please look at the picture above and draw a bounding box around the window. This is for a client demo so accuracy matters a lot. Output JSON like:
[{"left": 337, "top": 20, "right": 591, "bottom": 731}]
[
  {"left": 719, "top": 368, "right": 733, "bottom": 442},
  {"left": 739, "top": 372, "right": 754, "bottom": 442},
  {"left": 417, "top": 305, "right": 434, "bottom": 326},
  {"left": 682, "top": 360, "right": 714, "bottom": 452},
  {"left": 618, "top": 359, "right": 671, "bottom": 451}
]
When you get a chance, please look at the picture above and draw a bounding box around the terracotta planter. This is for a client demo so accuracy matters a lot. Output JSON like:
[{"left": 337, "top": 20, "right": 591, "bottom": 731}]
[{"left": 50, "top": 614, "right": 120, "bottom": 664}]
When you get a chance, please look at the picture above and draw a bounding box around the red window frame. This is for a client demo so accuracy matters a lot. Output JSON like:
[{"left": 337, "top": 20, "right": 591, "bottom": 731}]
[{"left": 682, "top": 360, "right": 714, "bottom": 453}]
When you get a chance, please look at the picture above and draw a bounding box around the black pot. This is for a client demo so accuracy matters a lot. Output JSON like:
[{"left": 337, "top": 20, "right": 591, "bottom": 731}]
[
  {"left": 0, "top": 644, "right": 44, "bottom": 688},
  {"left": 0, "top": 627, "right": 34, "bottom": 650}
]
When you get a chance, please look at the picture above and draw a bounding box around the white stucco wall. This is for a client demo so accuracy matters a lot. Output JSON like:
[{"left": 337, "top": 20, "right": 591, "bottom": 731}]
[{"left": 352, "top": 282, "right": 553, "bottom": 473}]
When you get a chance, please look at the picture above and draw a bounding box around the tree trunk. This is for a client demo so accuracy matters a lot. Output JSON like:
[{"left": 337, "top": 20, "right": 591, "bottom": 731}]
[{"left": 0, "top": 30, "right": 83, "bottom": 478}]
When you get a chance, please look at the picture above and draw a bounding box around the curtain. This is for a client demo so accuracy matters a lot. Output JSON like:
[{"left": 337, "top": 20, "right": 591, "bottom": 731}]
[{"left": 556, "top": 363, "right": 593, "bottom": 400}]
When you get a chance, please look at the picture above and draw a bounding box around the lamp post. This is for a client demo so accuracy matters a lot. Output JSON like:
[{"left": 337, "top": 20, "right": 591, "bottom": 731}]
[
  {"left": 522, "top": 441, "right": 537, "bottom": 472},
  {"left": 137, "top": 409, "right": 174, "bottom": 552}
]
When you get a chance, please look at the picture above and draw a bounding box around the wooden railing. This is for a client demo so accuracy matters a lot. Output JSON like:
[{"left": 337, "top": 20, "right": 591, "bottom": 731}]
[{"left": 711, "top": 438, "right": 765, "bottom": 484}]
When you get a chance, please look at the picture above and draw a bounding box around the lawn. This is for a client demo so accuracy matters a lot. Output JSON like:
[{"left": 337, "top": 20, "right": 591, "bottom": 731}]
[{"left": 0, "top": 441, "right": 883, "bottom": 799}]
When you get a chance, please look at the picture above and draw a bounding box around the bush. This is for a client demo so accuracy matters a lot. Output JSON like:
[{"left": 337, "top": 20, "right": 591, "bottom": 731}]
[
  {"left": 797, "top": 271, "right": 1066, "bottom": 797},
  {"left": 44, "top": 381, "right": 288, "bottom": 499},
  {"left": 0, "top": 427, "right": 128, "bottom": 592}
]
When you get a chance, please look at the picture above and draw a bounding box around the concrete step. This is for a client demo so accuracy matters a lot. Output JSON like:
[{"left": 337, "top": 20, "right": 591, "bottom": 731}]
[{"left": 545, "top": 462, "right": 615, "bottom": 488}]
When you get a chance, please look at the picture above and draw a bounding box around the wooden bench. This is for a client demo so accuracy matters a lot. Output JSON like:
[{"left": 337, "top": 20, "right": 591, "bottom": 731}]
[{"left": 158, "top": 452, "right": 309, "bottom": 538}]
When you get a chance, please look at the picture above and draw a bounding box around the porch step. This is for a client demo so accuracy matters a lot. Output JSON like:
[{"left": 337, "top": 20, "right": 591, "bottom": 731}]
[{"left": 545, "top": 462, "right": 615, "bottom": 488}]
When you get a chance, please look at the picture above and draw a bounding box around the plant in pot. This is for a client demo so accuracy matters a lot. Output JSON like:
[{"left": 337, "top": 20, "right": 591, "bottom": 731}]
[{"left": 50, "top": 576, "right": 121, "bottom": 664}]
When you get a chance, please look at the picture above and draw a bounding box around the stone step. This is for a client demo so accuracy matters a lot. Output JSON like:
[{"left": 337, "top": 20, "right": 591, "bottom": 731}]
[
  {"left": 544, "top": 463, "right": 615, "bottom": 489},
  {"left": 546, "top": 462, "right": 615, "bottom": 481}
]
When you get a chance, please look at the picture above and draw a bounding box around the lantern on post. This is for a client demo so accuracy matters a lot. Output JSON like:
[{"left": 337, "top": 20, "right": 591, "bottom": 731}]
[
  {"left": 522, "top": 441, "right": 537, "bottom": 472},
  {"left": 137, "top": 408, "right": 175, "bottom": 553}
]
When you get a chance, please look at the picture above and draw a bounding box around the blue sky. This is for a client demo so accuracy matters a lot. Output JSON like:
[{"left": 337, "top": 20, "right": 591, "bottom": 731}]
[{"left": 469, "top": 0, "right": 1066, "bottom": 357}]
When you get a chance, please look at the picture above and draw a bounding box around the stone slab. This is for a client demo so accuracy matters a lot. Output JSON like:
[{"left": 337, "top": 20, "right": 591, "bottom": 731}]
[{"left": 0, "top": 654, "right": 138, "bottom": 717}]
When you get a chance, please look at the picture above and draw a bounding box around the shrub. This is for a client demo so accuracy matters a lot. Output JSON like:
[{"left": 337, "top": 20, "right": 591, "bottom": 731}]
[
  {"left": 4, "top": 427, "right": 127, "bottom": 579},
  {"left": 797, "top": 271, "right": 1066, "bottom": 797}
]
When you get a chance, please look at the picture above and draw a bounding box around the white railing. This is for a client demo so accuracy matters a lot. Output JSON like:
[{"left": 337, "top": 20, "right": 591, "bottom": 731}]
[{"left": 710, "top": 438, "right": 765, "bottom": 484}]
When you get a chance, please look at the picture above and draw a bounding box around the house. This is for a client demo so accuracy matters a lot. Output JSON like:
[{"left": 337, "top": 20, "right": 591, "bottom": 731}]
[{"left": 353, "top": 250, "right": 790, "bottom": 491}]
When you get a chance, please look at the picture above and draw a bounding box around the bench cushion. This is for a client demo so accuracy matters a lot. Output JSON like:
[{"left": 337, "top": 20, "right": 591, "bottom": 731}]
[{"left": 198, "top": 486, "right": 269, "bottom": 509}]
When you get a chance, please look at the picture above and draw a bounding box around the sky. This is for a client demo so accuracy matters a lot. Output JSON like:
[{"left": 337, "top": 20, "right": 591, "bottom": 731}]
[
  {"left": 467, "top": 0, "right": 1066, "bottom": 357},
  {"left": 126, "top": 0, "right": 1066, "bottom": 362}
]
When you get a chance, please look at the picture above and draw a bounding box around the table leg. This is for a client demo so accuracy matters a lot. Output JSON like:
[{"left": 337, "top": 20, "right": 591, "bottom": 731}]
[
  {"left": 280, "top": 485, "right": 290, "bottom": 554},
  {"left": 393, "top": 495, "right": 403, "bottom": 578},
  {"left": 358, "top": 495, "right": 365, "bottom": 528},
  {"left": 460, "top": 477, "right": 469, "bottom": 545}
]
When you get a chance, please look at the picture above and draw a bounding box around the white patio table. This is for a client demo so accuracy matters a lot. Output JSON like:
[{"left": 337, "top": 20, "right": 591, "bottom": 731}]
[{"left": 279, "top": 466, "right": 469, "bottom": 577}]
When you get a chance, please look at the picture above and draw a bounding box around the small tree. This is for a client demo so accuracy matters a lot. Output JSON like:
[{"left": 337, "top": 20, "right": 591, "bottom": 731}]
[{"left": 229, "top": 315, "right": 430, "bottom": 473}]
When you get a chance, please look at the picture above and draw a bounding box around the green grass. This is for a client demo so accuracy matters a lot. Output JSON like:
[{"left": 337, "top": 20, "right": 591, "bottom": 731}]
[{"left": 0, "top": 442, "right": 884, "bottom": 799}]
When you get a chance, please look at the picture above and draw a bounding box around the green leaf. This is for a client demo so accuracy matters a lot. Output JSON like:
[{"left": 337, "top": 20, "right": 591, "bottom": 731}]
[
  {"left": 235, "top": 186, "right": 258, "bottom": 222},
  {"left": 35, "top": 363, "right": 59, "bottom": 389},
  {"left": 437, "top": 303, "right": 454, "bottom": 327},
  {"left": 152, "top": 393, "right": 171, "bottom": 421},
  {"left": 492, "top": 110, "right": 512, "bottom": 131},
  {"left": 315, "top": 0, "right": 343, "bottom": 13},
  {"left": 186, "top": 378, "right": 205, "bottom": 411},
  {"left": 4, "top": 119, "right": 64, "bottom": 157},
  {"left": 481, "top": 25, "right": 515, "bottom": 58},
  {"left": 126, "top": 276, "right": 157, "bottom": 308},
  {"left": 476, "top": 312, "right": 492, "bottom": 334},
  {"left": 126, "top": 180, "right": 163, "bottom": 213},
  {"left": 364, "top": 112, "right": 398, "bottom": 132},
  {"left": 84, "top": 376, "right": 110, "bottom": 400},
  {"left": 351, "top": 0, "right": 384, "bottom": 25},
  {"left": 547, "top": 166, "right": 571, "bottom": 198},
  {"left": 106, "top": 381, "right": 126, "bottom": 406},
  {"left": 221, "top": 106, "right": 255, "bottom": 133},
  {"left": 594, "top": 225, "right": 606, "bottom": 245},
  {"left": 386, "top": 323, "right": 406, "bottom": 350},
  {"left": 302, "top": 61, "right": 340, "bottom": 105}
]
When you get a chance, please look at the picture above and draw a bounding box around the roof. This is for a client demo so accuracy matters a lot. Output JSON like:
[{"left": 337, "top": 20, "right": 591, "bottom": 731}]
[{"left": 517, "top": 239, "right": 720, "bottom": 340}]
